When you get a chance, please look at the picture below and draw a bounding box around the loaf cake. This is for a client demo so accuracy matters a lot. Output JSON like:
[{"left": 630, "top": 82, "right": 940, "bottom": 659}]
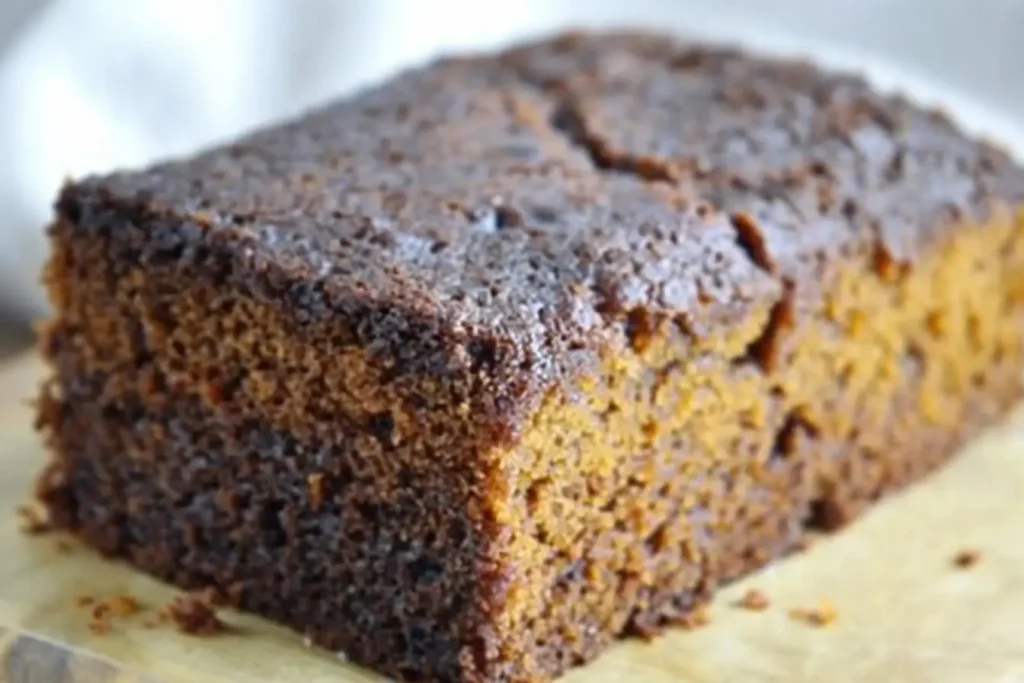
[{"left": 35, "top": 31, "right": 1024, "bottom": 682}]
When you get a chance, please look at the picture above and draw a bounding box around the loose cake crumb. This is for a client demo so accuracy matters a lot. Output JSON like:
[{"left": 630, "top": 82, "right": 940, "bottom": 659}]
[
  {"left": 108, "top": 594, "right": 141, "bottom": 617},
  {"left": 164, "top": 590, "right": 225, "bottom": 635},
  {"left": 953, "top": 549, "right": 981, "bottom": 569},
  {"left": 54, "top": 538, "right": 74, "bottom": 554},
  {"left": 685, "top": 605, "right": 711, "bottom": 628},
  {"left": 789, "top": 600, "right": 837, "bottom": 627},
  {"left": 15, "top": 505, "right": 52, "bottom": 535},
  {"left": 76, "top": 593, "right": 147, "bottom": 634},
  {"left": 736, "top": 588, "right": 770, "bottom": 611}
]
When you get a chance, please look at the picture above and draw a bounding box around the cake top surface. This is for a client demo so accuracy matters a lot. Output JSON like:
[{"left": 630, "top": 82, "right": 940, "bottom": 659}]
[{"left": 68, "top": 30, "right": 1024, "bottom": 387}]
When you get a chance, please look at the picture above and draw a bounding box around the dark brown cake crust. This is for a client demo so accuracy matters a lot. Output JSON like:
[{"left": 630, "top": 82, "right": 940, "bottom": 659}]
[{"left": 36, "top": 30, "right": 1024, "bottom": 682}]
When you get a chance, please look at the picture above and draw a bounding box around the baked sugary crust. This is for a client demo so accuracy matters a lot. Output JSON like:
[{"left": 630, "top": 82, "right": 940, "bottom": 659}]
[{"left": 36, "top": 30, "right": 1024, "bottom": 682}]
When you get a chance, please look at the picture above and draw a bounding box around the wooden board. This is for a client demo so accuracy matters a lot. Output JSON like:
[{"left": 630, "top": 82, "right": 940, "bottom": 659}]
[{"left": 0, "top": 353, "right": 1023, "bottom": 683}]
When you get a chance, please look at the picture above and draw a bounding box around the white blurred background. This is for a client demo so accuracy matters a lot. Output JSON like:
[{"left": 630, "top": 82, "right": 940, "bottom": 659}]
[{"left": 0, "top": 0, "right": 1022, "bottom": 347}]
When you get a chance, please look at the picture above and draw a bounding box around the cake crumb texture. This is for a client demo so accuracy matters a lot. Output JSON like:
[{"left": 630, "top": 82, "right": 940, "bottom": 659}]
[
  {"left": 953, "top": 549, "right": 982, "bottom": 569},
  {"left": 163, "top": 590, "right": 225, "bottom": 636},
  {"left": 34, "top": 30, "right": 1024, "bottom": 682},
  {"left": 789, "top": 600, "right": 838, "bottom": 628},
  {"left": 737, "top": 589, "right": 771, "bottom": 612}
]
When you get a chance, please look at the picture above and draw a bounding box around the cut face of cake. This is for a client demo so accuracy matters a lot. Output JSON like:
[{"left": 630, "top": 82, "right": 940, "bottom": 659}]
[{"left": 35, "top": 30, "right": 1024, "bottom": 683}]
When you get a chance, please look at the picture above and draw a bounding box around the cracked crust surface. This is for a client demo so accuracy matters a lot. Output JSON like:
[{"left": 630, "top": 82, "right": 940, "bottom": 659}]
[
  {"left": 36, "top": 30, "right": 1024, "bottom": 683},
  {"left": 58, "top": 31, "right": 1024, "bottom": 399}
]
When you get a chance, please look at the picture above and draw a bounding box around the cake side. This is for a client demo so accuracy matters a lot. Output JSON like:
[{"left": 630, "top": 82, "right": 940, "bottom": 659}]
[
  {"left": 487, "top": 205, "right": 1024, "bottom": 676},
  {"left": 35, "top": 30, "right": 1024, "bottom": 683},
  {"left": 36, "top": 203, "right": 522, "bottom": 681},
  {"left": 475, "top": 32, "right": 1024, "bottom": 677}
]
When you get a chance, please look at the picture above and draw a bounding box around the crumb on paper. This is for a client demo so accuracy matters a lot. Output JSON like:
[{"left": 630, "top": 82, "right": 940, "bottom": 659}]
[
  {"left": 336, "top": 651, "right": 349, "bottom": 663},
  {"left": 953, "top": 549, "right": 981, "bottom": 569},
  {"left": 684, "top": 604, "right": 711, "bottom": 628},
  {"left": 789, "top": 600, "right": 837, "bottom": 627},
  {"left": 302, "top": 635, "right": 313, "bottom": 649},
  {"left": 15, "top": 504, "right": 53, "bottom": 535},
  {"left": 164, "top": 589, "right": 225, "bottom": 635},
  {"left": 736, "top": 588, "right": 770, "bottom": 611},
  {"left": 55, "top": 538, "right": 74, "bottom": 554},
  {"left": 79, "top": 593, "right": 145, "bottom": 631},
  {"left": 108, "top": 594, "right": 141, "bottom": 617}
]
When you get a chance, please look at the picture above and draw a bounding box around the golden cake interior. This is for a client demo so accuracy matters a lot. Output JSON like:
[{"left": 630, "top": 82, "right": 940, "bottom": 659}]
[{"left": 487, "top": 206, "right": 1024, "bottom": 676}]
